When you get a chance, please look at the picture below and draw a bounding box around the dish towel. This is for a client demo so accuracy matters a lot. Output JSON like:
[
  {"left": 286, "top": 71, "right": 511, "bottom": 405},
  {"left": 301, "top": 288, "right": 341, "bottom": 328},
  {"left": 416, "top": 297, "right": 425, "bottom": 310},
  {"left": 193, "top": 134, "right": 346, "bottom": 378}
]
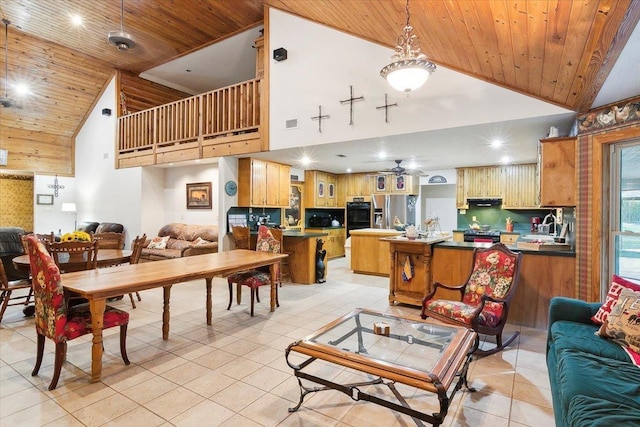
[{"left": 402, "top": 256, "right": 414, "bottom": 282}]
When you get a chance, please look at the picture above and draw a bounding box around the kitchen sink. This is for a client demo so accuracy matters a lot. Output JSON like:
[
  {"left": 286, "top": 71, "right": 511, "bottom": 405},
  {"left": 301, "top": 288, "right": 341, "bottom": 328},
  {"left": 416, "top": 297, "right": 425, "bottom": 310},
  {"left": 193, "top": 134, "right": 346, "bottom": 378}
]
[{"left": 521, "top": 234, "right": 555, "bottom": 241}]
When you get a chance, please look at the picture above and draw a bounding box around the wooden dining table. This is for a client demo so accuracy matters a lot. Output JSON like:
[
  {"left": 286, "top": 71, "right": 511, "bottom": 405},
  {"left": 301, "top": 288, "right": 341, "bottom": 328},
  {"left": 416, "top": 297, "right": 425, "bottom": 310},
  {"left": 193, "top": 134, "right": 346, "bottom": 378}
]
[
  {"left": 12, "top": 249, "right": 132, "bottom": 271},
  {"left": 57, "top": 250, "right": 287, "bottom": 383}
]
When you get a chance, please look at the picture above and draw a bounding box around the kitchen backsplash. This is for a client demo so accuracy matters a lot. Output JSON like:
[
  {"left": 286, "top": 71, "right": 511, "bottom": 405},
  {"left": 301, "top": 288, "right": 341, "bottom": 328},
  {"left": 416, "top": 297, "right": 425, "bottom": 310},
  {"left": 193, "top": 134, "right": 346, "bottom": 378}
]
[{"left": 457, "top": 207, "right": 575, "bottom": 235}]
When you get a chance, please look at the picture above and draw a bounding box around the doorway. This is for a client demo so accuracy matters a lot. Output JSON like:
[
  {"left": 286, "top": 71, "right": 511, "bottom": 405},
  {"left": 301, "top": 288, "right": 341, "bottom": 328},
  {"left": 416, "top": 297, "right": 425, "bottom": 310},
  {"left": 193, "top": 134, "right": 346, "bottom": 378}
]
[{"left": 0, "top": 174, "right": 34, "bottom": 230}]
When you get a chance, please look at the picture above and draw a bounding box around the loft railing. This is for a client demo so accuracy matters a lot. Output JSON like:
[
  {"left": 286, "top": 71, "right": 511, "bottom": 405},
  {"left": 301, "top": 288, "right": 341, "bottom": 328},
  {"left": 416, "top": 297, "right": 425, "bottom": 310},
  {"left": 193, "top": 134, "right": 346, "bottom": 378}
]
[{"left": 117, "top": 79, "right": 261, "bottom": 164}]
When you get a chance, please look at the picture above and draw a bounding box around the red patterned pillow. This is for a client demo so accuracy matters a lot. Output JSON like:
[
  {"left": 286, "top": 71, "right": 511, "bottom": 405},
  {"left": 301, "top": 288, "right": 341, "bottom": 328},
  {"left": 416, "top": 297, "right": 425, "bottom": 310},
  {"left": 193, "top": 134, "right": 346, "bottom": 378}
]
[
  {"left": 592, "top": 275, "right": 640, "bottom": 324},
  {"left": 597, "top": 288, "right": 640, "bottom": 353}
]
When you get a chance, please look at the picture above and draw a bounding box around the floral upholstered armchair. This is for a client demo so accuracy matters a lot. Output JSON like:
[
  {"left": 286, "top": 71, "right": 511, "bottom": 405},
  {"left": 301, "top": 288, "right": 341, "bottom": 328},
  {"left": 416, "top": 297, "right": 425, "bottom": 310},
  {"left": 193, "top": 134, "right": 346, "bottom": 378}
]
[
  {"left": 25, "top": 235, "right": 130, "bottom": 390},
  {"left": 421, "top": 243, "right": 523, "bottom": 356}
]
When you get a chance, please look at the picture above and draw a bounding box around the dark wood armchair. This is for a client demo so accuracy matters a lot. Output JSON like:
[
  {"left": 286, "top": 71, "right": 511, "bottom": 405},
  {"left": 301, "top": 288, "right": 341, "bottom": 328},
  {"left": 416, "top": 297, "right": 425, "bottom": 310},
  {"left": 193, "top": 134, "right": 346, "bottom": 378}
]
[{"left": 421, "top": 243, "right": 523, "bottom": 356}]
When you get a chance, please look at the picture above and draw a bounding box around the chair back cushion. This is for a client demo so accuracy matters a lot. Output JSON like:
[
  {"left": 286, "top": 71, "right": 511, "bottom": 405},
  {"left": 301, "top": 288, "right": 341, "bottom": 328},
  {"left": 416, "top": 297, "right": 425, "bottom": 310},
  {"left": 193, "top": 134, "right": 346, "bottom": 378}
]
[
  {"left": 25, "top": 236, "right": 67, "bottom": 343},
  {"left": 256, "top": 226, "right": 280, "bottom": 254}
]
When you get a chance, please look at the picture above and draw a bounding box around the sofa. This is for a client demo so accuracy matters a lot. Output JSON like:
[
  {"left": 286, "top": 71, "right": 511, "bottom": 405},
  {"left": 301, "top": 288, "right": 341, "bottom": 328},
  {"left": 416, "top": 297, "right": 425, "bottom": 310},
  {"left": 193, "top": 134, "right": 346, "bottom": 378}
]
[
  {"left": 77, "top": 222, "right": 124, "bottom": 234},
  {"left": 547, "top": 296, "right": 640, "bottom": 427},
  {"left": 140, "top": 223, "right": 218, "bottom": 261},
  {"left": 0, "top": 227, "right": 29, "bottom": 281}
]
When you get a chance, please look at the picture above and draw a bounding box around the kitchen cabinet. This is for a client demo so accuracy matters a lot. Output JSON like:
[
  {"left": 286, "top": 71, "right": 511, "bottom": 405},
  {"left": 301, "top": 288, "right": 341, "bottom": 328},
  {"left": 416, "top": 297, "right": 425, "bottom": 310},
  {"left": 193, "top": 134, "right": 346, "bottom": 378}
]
[
  {"left": 502, "top": 163, "right": 539, "bottom": 209},
  {"left": 238, "top": 158, "right": 290, "bottom": 207},
  {"left": 350, "top": 229, "right": 403, "bottom": 275},
  {"left": 304, "top": 170, "right": 339, "bottom": 208},
  {"left": 540, "top": 137, "right": 576, "bottom": 206},
  {"left": 306, "top": 227, "right": 346, "bottom": 259},
  {"left": 371, "top": 174, "right": 419, "bottom": 195},
  {"left": 336, "top": 175, "right": 347, "bottom": 207},
  {"left": 456, "top": 166, "right": 502, "bottom": 208},
  {"left": 345, "top": 173, "right": 371, "bottom": 198}
]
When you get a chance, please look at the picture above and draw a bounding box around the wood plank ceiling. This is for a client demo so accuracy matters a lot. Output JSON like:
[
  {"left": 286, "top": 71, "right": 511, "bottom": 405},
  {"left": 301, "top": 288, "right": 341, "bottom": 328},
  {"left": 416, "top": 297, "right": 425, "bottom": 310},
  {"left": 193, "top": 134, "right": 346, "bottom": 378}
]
[{"left": 1, "top": 0, "right": 639, "bottom": 144}]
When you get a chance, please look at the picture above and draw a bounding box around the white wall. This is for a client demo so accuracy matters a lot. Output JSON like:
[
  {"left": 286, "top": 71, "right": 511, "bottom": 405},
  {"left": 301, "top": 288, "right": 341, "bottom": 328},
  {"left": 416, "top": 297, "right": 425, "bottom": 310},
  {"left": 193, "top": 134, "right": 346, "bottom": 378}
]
[
  {"left": 33, "top": 175, "right": 76, "bottom": 234},
  {"left": 164, "top": 163, "right": 219, "bottom": 225},
  {"left": 140, "top": 167, "right": 166, "bottom": 239},
  {"left": 268, "top": 8, "right": 570, "bottom": 151},
  {"left": 75, "top": 77, "right": 143, "bottom": 247},
  {"left": 422, "top": 184, "right": 457, "bottom": 232}
]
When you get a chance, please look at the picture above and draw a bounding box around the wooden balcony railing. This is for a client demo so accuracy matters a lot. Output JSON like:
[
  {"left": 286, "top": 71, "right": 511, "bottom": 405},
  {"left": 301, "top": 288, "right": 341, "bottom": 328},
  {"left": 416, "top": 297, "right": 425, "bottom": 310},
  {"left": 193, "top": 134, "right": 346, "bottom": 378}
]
[{"left": 117, "top": 79, "right": 262, "bottom": 168}]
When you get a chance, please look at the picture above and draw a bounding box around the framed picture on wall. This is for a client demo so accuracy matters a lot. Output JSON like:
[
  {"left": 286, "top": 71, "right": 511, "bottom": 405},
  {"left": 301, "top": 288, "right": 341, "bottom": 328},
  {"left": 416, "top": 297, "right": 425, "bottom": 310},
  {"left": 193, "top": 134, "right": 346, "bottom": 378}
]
[
  {"left": 186, "top": 182, "right": 212, "bottom": 209},
  {"left": 36, "top": 194, "right": 54, "bottom": 205}
]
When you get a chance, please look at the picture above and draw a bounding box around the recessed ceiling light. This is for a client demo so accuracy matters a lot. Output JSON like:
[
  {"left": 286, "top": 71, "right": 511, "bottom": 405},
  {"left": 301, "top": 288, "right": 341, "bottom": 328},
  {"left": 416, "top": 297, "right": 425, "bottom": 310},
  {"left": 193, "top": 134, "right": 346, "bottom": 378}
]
[
  {"left": 14, "top": 83, "right": 30, "bottom": 96},
  {"left": 491, "top": 139, "right": 503, "bottom": 148},
  {"left": 346, "top": 168, "right": 352, "bottom": 173},
  {"left": 378, "top": 151, "right": 387, "bottom": 159},
  {"left": 186, "top": 69, "right": 192, "bottom": 73},
  {"left": 501, "top": 155, "right": 510, "bottom": 164},
  {"left": 301, "top": 156, "right": 311, "bottom": 166},
  {"left": 71, "top": 15, "right": 83, "bottom": 26}
]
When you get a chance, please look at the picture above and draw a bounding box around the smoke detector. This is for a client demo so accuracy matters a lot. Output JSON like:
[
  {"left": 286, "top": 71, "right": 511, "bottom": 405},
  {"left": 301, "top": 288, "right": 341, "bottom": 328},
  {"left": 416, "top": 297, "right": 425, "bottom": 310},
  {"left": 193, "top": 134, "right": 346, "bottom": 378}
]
[{"left": 108, "top": 0, "right": 136, "bottom": 51}]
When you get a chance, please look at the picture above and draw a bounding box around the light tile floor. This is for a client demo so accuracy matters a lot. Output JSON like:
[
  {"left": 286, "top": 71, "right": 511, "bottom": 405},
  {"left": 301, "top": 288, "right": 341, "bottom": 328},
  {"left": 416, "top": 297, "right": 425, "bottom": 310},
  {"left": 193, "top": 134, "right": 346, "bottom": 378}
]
[{"left": 0, "top": 258, "right": 555, "bottom": 426}]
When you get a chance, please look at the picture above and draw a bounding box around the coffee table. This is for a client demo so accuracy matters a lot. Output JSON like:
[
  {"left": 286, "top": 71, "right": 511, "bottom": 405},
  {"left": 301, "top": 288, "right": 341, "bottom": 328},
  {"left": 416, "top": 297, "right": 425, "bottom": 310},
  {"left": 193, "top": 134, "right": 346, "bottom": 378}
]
[{"left": 285, "top": 308, "right": 477, "bottom": 427}]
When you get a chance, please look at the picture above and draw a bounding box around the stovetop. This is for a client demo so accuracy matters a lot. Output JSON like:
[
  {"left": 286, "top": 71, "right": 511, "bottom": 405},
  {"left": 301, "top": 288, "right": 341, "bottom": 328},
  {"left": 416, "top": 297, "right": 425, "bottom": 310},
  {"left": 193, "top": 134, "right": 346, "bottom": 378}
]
[{"left": 463, "top": 229, "right": 501, "bottom": 236}]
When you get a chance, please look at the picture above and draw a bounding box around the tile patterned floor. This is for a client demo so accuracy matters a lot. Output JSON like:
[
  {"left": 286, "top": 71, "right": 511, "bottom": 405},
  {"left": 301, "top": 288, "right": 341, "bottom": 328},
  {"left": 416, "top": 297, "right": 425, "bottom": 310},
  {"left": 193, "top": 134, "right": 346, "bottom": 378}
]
[{"left": 0, "top": 258, "right": 555, "bottom": 426}]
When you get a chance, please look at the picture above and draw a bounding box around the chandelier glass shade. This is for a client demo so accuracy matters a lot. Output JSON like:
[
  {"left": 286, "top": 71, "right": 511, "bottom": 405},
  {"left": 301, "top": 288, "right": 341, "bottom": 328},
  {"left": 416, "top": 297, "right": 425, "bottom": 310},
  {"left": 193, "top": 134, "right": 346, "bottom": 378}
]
[{"left": 380, "top": 1, "right": 436, "bottom": 94}]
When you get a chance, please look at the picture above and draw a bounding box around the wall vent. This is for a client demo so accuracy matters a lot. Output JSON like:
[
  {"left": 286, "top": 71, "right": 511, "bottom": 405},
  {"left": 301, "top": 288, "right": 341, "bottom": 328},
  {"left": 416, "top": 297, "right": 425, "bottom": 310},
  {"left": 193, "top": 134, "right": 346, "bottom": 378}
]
[{"left": 285, "top": 118, "right": 298, "bottom": 130}]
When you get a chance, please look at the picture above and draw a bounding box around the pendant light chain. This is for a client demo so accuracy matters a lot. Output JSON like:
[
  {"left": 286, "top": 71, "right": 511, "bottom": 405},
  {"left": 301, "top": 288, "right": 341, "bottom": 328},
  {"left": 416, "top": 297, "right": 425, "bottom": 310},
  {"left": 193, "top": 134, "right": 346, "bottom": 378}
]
[{"left": 3, "top": 19, "right": 8, "bottom": 98}]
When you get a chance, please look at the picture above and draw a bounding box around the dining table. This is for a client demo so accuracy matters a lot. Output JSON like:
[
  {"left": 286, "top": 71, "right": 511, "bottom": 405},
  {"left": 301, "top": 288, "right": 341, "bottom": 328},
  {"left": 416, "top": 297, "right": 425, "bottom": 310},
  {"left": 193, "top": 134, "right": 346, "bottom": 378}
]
[
  {"left": 55, "top": 249, "right": 287, "bottom": 383},
  {"left": 12, "top": 249, "right": 132, "bottom": 271}
]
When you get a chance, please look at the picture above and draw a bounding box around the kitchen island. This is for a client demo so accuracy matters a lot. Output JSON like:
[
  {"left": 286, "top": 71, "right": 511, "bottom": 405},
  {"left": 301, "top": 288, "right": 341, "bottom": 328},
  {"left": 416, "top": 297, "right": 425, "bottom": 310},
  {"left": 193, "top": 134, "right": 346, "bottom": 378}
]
[
  {"left": 380, "top": 235, "right": 451, "bottom": 306},
  {"left": 349, "top": 228, "right": 403, "bottom": 276},
  {"left": 249, "top": 230, "right": 328, "bottom": 284},
  {"left": 432, "top": 241, "right": 576, "bottom": 329}
]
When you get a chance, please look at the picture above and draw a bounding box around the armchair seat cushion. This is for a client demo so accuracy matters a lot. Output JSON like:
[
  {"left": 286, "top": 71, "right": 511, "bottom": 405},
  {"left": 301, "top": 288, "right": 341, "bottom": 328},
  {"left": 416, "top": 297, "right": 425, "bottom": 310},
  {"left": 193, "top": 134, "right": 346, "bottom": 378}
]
[
  {"left": 227, "top": 270, "right": 271, "bottom": 288},
  {"left": 424, "top": 299, "right": 502, "bottom": 328},
  {"left": 65, "top": 303, "right": 130, "bottom": 341}
]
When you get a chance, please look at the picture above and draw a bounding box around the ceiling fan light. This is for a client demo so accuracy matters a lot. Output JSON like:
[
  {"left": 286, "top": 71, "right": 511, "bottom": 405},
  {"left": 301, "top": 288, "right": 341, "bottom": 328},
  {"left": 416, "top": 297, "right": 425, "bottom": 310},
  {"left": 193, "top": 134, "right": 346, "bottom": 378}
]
[
  {"left": 381, "top": 60, "right": 434, "bottom": 94},
  {"left": 108, "top": 31, "right": 136, "bottom": 51}
]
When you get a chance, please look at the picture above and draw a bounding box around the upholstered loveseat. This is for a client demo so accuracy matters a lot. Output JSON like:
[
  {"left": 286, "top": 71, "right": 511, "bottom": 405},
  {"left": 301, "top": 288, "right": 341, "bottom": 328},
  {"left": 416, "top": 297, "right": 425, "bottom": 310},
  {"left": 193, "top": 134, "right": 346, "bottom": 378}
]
[
  {"left": 140, "top": 223, "right": 218, "bottom": 261},
  {"left": 77, "top": 222, "right": 124, "bottom": 234},
  {"left": 547, "top": 296, "right": 640, "bottom": 427}
]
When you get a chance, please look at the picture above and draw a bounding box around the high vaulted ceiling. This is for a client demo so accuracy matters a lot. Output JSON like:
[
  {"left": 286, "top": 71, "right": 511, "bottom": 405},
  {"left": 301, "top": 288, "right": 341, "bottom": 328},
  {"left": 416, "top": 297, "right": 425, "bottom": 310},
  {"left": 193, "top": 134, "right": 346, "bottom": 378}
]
[{"left": 1, "top": 0, "right": 639, "bottom": 141}]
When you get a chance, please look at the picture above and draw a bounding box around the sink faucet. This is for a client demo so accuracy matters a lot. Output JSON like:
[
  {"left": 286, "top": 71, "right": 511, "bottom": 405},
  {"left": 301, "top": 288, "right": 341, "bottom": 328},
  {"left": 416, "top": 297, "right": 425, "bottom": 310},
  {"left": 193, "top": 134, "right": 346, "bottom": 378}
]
[{"left": 542, "top": 213, "right": 558, "bottom": 235}]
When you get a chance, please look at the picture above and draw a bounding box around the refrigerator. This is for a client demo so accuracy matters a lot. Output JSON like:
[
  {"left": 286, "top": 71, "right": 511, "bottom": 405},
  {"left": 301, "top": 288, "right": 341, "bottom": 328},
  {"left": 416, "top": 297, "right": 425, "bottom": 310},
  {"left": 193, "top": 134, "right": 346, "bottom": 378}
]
[{"left": 373, "top": 194, "right": 417, "bottom": 229}]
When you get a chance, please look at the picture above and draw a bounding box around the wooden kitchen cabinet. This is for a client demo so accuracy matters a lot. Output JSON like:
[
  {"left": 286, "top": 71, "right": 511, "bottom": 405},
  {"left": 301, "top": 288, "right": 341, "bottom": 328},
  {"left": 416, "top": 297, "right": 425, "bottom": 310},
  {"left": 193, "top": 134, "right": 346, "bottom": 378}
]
[
  {"left": 336, "top": 175, "right": 347, "bottom": 207},
  {"left": 540, "top": 137, "right": 576, "bottom": 206},
  {"left": 306, "top": 227, "right": 346, "bottom": 259},
  {"left": 370, "top": 174, "right": 419, "bottom": 195},
  {"left": 345, "top": 173, "right": 371, "bottom": 198},
  {"left": 456, "top": 166, "right": 502, "bottom": 208},
  {"left": 238, "top": 158, "right": 290, "bottom": 207},
  {"left": 304, "top": 170, "right": 339, "bottom": 208},
  {"left": 502, "top": 163, "right": 539, "bottom": 209}
]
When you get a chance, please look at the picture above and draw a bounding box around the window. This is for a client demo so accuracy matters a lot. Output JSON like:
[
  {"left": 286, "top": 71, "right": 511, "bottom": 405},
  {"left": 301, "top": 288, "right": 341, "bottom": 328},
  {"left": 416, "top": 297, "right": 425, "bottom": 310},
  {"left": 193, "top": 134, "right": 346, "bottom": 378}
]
[{"left": 608, "top": 142, "right": 640, "bottom": 298}]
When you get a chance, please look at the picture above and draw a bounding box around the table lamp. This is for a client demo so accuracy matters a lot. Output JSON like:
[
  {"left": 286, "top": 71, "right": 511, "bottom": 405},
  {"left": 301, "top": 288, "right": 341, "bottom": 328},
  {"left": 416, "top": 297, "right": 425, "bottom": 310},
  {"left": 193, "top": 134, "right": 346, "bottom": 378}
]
[{"left": 61, "top": 202, "right": 77, "bottom": 231}]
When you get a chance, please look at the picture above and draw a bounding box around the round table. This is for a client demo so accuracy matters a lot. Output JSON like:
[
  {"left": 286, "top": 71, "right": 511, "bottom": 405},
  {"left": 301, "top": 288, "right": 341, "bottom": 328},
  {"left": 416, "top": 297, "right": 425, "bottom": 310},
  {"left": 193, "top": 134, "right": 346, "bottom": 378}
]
[{"left": 13, "top": 249, "right": 132, "bottom": 272}]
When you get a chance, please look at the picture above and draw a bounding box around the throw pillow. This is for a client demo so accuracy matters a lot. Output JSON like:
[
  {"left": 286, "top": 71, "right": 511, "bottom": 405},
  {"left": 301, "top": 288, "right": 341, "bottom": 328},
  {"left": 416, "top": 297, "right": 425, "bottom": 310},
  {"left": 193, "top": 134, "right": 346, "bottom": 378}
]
[
  {"left": 193, "top": 237, "right": 211, "bottom": 246},
  {"left": 147, "top": 236, "right": 169, "bottom": 249},
  {"left": 597, "top": 288, "right": 640, "bottom": 353},
  {"left": 591, "top": 275, "right": 640, "bottom": 324}
]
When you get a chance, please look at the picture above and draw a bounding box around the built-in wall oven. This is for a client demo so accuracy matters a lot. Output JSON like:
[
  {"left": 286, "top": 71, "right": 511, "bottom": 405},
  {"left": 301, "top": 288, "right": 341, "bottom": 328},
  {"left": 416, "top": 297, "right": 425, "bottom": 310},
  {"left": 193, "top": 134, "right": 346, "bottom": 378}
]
[{"left": 346, "top": 202, "right": 372, "bottom": 237}]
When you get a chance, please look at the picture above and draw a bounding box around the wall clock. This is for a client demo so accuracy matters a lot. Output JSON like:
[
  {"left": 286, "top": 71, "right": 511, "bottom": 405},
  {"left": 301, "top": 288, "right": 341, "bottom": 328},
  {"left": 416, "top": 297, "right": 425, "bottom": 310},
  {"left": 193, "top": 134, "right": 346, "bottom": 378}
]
[{"left": 224, "top": 180, "right": 238, "bottom": 196}]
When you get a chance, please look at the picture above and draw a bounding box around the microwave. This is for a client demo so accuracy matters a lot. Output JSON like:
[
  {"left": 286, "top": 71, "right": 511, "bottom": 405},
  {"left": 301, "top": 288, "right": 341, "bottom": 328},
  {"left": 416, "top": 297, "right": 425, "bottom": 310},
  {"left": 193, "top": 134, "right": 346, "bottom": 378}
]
[{"left": 309, "top": 216, "right": 331, "bottom": 227}]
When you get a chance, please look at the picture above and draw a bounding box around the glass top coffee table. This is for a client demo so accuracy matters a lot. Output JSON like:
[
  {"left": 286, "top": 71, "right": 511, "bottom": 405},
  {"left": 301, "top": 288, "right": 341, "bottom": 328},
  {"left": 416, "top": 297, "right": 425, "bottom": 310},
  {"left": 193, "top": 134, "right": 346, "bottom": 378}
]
[{"left": 285, "top": 308, "right": 477, "bottom": 427}]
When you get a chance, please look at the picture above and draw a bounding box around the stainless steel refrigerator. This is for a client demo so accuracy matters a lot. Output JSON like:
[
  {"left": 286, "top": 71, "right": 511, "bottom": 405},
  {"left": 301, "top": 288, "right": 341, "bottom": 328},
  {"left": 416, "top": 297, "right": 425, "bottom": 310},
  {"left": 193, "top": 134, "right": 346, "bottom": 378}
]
[{"left": 373, "top": 194, "right": 417, "bottom": 228}]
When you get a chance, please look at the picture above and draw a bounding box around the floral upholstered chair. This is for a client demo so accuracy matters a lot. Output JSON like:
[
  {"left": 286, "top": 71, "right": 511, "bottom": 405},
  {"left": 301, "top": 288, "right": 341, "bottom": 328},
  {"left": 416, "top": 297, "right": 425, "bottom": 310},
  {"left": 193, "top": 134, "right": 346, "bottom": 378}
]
[
  {"left": 421, "top": 243, "right": 522, "bottom": 356},
  {"left": 227, "top": 225, "right": 280, "bottom": 317},
  {"left": 25, "top": 235, "right": 130, "bottom": 390}
]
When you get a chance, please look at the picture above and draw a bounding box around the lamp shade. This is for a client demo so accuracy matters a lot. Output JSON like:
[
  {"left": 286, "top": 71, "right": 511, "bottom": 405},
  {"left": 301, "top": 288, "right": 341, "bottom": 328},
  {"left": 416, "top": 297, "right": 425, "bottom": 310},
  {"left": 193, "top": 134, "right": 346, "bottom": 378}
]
[
  {"left": 381, "top": 59, "right": 434, "bottom": 94},
  {"left": 61, "top": 203, "right": 77, "bottom": 213}
]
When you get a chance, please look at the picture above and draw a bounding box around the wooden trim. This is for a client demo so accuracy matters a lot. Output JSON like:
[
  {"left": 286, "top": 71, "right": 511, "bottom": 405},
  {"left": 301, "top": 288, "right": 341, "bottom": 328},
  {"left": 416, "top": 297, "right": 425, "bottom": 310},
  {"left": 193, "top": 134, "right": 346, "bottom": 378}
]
[{"left": 262, "top": 6, "right": 271, "bottom": 152}]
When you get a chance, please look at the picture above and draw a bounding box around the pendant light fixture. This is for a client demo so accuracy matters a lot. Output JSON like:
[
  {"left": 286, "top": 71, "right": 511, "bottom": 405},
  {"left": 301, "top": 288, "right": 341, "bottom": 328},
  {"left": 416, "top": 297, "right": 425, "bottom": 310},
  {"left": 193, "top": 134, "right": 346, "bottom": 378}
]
[
  {"left": 380, "top": 0, "right": 436, "bottom": 94},
  {"left": 108, "top": 0, "right": 136, "bottom": 51},
  {"left": 1, "top": 19, "right": 18, "bottom": 108}
]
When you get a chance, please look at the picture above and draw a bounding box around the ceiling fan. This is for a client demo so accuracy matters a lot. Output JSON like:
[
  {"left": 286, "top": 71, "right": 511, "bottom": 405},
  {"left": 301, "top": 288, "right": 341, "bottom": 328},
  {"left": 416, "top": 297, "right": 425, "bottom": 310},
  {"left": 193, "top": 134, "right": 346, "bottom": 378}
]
[
  {"left": 108, "top": 0, "right": 136, "bottom": 51},
  {"left": 377, "top": 159, "right": 427, "bottom": 176},
  {"left": 1, "top": 19, "right": 20, "bottom": 108}
]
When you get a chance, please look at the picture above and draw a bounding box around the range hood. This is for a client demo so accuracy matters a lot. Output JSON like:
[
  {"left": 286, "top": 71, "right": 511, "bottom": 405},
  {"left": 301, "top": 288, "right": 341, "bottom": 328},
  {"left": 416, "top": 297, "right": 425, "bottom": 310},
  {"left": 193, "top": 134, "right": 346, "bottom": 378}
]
[{"left": 467, "top": 198, "right": 502, "bottom": 207}]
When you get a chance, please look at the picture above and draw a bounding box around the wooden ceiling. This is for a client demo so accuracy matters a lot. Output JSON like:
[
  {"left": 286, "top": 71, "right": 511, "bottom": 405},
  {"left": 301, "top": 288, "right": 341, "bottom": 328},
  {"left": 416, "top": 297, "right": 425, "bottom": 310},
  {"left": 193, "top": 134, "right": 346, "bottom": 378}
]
[{"left": 1, "top": 0, "right": 639, "bottom": 142}]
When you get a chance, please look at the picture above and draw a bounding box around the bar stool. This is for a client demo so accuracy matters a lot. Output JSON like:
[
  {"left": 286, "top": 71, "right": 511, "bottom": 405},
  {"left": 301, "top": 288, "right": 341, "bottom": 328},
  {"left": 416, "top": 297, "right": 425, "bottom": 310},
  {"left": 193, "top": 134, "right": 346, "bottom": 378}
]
[{"left": 269, "top": 227, "right": 293, "bottom": 284}]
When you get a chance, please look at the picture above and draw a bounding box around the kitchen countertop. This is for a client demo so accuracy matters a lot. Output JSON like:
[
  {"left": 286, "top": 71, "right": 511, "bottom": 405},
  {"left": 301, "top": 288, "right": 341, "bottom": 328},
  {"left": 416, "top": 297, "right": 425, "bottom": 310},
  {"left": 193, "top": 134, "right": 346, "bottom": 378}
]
[
  {"left": 349, "top": 228, "right": 403, "bottom": 235},
  {"left": 380, "top": 235, "right": 451, "bottom": 245},
  {"left": 435, "top": 241, "right": 575, "bottom": 257},
  {"left": 243, "top": 230, "right": 329, "bottom": 237}
]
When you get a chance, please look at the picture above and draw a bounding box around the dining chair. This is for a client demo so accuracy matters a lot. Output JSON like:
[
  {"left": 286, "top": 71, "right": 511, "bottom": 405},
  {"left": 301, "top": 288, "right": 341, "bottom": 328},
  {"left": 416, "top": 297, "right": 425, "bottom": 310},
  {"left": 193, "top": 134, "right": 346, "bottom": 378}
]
[
  {"left": 231, "top": 225, "right": 250, "bottom": 250},
  {"left": 227, "top": 225, "right": 280, "bottom": 317},
  {"left": 24, "top": 235, "right": 130, "bottom": 390},
  {"left": 269, "top": 227, "right": 293, "bottom": 284},
  {"left": 0, "top": 262, "right": 33, "bottom": 322},
  {"left": 47, "top": 240, "right": 98, "bottom": 273},
  {"left": 92, "top": 232, "right": 125, "bottom": 249},
  {"left": 420, "top": 243, "right": 523, "bottom": 356},
  {"left": 20, "top": 232, "right": 55, "bottom": 253},
  {"left": 125, "top": 234, "right": 147, "bottom": 308}
]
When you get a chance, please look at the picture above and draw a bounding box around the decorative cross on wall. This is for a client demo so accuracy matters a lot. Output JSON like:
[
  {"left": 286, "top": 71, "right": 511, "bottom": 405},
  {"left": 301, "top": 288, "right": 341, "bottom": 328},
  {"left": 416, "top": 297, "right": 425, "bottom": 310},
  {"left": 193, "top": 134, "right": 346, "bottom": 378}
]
[
  {"left": 311, "top": 105, "right": 330, "bottom": 133},
  {"left": 47, "top": 175, "right": 65, "bottom": 197},
  {"left": 376, "top": 94, "right": 398, "bottom": 123},
  {"left": 340, "top": 85, "right": 364, "bottom": 125}
]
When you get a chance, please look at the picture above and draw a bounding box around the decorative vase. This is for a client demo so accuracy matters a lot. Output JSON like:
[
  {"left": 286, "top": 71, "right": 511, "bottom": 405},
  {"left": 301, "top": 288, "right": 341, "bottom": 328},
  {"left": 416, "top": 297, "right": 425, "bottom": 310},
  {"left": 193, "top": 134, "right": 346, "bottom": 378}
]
[{"left": 405, "top": 225, "right": 418, "bottom": 240}]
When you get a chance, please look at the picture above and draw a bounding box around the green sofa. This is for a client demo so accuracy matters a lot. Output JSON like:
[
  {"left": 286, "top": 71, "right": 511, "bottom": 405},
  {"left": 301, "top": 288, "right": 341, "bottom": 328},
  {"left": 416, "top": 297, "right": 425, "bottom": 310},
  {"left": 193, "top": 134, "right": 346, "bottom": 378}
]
[{"left": 547, "top": 297, "right": 640, "bottom": 426}]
